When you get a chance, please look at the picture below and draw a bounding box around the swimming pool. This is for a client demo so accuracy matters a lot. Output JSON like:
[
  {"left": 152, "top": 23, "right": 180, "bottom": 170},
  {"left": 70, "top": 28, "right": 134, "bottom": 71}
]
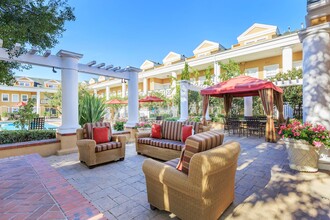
[{"left": 0, "top": 122, "right": 58, "bottom": 131}]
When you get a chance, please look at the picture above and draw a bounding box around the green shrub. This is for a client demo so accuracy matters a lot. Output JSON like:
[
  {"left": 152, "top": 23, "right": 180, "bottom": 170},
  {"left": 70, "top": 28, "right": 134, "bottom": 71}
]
[
  {"left": 113, "top": 121, "right": 125, "bottom": 131},
  {"left": 0, "top": 130, "right": 56, "bottom": 145},
  {"left": 165, "top": 117, "right": 179, "bottom": 121}
]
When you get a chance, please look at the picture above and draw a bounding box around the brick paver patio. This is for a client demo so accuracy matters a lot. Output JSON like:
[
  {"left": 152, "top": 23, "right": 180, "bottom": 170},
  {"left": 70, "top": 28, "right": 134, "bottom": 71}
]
[
  {"left": 0, "top": 154, "right": 104, "bottom": 220},
  {"left": 45, "top": 136, "right": 330, "bottom": 220}
]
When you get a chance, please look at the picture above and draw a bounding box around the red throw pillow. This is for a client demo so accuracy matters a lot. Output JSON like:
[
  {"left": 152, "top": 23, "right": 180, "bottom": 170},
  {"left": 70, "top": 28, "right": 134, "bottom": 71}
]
[
  {"left": 93, "top": 127, "right": 109, "bottom": 144},
  {"left": 181, "top": 125, "right": 193, "bottom": 142},
  {"left": 151, "top": 124, "right": 162, "bottom": 139}
]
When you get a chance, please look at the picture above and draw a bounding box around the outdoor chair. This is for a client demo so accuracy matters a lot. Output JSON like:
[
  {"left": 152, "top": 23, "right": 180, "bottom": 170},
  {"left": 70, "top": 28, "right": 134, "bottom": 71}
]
[
  {"left": 246, "top": 119, "right": 262, "bottom": 138},
  {"left": 76, "top": 122, "right": 126, "bottom": 168},
  {"left": 142, "top": 131, "right": 240, "bottom": 220},
  {"left": 229, "top": 119, "right": 242, "bottom": 136},
  {"left": 29, "top": 117, "right": 45, "bottom": 130}
]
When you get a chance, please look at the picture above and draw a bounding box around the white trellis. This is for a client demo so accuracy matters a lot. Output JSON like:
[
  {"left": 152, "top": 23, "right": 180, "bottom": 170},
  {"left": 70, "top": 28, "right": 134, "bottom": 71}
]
[{"left": 0, "top": 42, "right": 140, "bottom": 134}]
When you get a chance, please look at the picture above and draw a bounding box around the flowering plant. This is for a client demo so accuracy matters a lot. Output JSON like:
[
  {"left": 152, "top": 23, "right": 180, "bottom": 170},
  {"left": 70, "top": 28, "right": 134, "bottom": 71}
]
[
  {"left": 135, "top": 122, "right": 152, "bottom": 128},
  {"left": 279, "top": 119, "right": 330, "bottom": 149}
]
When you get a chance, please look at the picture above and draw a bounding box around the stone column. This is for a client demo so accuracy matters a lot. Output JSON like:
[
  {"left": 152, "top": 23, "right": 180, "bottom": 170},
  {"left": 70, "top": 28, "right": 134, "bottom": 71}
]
[
  {"left": 121, "top": 81, "right": 126, "bottom": 98},
  {"left": 179, "top": 80, "right": 189, "bottom": 122},
  {"left": 214, "top": 61, "right": 220, "bottom": 83},
  {"left": 143, "top": 78, "right": 148, "bottom": 95},
  {"left": 106, "top": 86, "right": 110, "bottom": 101},
  {"left": 244, "top": 97, "right": 253, "bottom": 117},
  {"left": 299, "top": 23, "right": 330, "bottom": 129},
  {"left": 36, "top": 91, "right": 40, "bottom": 114},
  {"left": 126, "top": 72, "right": 139, "bottom": 127},
  {"left": 57, "top": 51, "right": 82, "bottom": 134},
  {"left": 282, "top": 46, "right": 293, "bottom": 73}
]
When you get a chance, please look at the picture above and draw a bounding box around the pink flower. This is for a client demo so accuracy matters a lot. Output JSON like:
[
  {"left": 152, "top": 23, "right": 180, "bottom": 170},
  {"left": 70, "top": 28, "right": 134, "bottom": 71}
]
[{"left": 313, "top": 141, "right": 323, "bottom": 148}]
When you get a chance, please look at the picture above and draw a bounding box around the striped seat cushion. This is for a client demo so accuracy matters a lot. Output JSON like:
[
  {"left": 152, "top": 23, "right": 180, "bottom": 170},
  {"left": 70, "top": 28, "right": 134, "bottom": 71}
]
[
  {"left": 164, "top": 158, "right": 180, "bottom": 168},
  {"left": 138, "top": 138, "right": 184, "bottom": 151},
  {"left": 95, "top": 141, "right": 121, "bottom": 152},
  {"left": 83, "top": 122, "right": 112, "bottom": 139},
  {"left": 181, "top": 130, "right": 224, "bottom": 175},
  {"left": 161, "top": 121, "right": 183, "bottom": 141}
]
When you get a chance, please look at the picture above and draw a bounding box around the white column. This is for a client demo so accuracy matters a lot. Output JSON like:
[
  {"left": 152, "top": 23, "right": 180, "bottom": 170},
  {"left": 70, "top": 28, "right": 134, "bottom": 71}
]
[
  {"left": 121, "top": 82, "right": 126, "bottom": 98},
  {"left": 57, "top": 51, "right": 82, "bottom": 134},
  {"left": 205, "top": 102, "right": 211, "bottom": 121},
  {"left": 214, "top": 61, "right": 220, "bottom": 83},
  {"left": 106, "top": 86, "right": 110, "bottom": 101},
  {"left": 93, "top": 89, "right": 97, "bottom": 96},
  {"left": 36, "top": 91, "right": 40, "bottom": 114},
  {"left": 282, "top": 46, "right": 293, "bottom": 73},
  {"left": 143, "top": 78, "right": 148, "bottom": 95},
  {"left": 244, "top": 97, "right": 253, "bottom": 116},
  {"left": 126, "top": 72, "right": 139, "bottom": 127},
  {"left": 179, "top": 80, "right": 189, "bottom": 122},
  {"left": 299, "top": 24, "right": 330, "bottom": 129}
]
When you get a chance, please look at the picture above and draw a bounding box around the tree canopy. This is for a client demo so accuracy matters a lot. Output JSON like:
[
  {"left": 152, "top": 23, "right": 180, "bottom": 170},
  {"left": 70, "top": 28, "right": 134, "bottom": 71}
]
[
  {"left": 0, "top": 0, "right": 75, "bottom": 85},
  {"left": 218, "top": 59, "right": 242, "bottom": 81}
]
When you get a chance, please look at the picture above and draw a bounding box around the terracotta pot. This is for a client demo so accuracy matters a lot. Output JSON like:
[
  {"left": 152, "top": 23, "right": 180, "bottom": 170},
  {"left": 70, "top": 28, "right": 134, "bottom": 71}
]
[{"left": 283, "top": 138, "right": 319, "bottom": 172}]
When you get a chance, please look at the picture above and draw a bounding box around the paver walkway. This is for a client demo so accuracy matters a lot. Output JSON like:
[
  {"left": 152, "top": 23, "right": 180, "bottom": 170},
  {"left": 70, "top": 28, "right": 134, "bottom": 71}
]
[
  {"left": 46, "top": 136, "right": 330, "bottom": 220},
  {"left": 0, "top": 154, "right": 104, "bottom": 220}
]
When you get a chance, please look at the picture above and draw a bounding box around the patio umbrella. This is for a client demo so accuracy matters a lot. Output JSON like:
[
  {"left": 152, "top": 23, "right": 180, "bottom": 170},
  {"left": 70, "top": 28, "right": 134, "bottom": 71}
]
[
  {"left": 139, "top": 96, "right": 164, "bottom": 103},
  {"left": 16, "top": 102, "right": 27, "bottom": 107},
  {"left": 106, "top": 99, "right": 128, "bottom": 104}
]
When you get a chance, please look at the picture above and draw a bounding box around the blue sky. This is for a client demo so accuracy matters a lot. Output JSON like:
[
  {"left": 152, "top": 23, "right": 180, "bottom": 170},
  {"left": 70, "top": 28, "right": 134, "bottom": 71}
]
[{"left": 18, "top": 0, "right": 306, "bottom": 81}]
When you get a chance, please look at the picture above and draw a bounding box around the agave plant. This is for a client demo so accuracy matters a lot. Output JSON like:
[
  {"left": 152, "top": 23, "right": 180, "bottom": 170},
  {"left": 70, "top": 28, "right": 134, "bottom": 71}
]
[{"left": 79, "top": 92, "right": 106, "bottom": 126}]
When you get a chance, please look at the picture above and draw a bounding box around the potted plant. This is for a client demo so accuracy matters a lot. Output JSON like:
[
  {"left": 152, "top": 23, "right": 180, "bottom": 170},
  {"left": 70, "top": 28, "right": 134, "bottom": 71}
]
[
  {"left": 279, "top": 119, "right": 330, "bottom": 172},
  {"left": 136, "top": 122, "right": 152, "bottom": 132},
  {"left": 1, "top": 112, "right": 9, "bottom": 121}
]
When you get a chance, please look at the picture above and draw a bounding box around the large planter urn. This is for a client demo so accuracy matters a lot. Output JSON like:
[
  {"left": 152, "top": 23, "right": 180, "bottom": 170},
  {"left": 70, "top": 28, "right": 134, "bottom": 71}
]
[
  {"left": 284, "top": 138, "right": 319, "bottom": 172},
  {"left": 137, "top": 128, "right": 151, "bottom": 133}
]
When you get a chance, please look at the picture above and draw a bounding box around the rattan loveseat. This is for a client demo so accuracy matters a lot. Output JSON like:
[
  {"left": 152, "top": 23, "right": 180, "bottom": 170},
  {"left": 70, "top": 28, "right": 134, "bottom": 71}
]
[
  {"left": 136, "top": 120, "right": 210, "bottom": 161},
  {"left": 142, "top": 131, "right": 240, "bottom": 220},
  {"left": 76, "top": 122, "right": 126, "bottom": 168}
]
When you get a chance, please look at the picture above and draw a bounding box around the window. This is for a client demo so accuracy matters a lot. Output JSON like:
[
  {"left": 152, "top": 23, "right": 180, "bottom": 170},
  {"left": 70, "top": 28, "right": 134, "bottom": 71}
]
[
  {"left": 293, "top": 61, "right": 302, "bottom": 70},
  {"left": 19, "top": 82, "right": 30, "bottom": 87},
  {"left": 2, "top": 94, "right": 9, "bottom": 102},
  {"left": 31, "top": 95, "right": 37, "bottom": 100},
  {"left": 11, "top": 107, "right": 19, "bottom": 113},
  {"left": 245, "top": 67, "right": 259, "bottom": 78},
  {"left": 12, "top": 94, "right": 19, "bottom": 102},
  {"left": 48, "top": 84, "right": 58, "bottom": 88},
  {"left": 21, "top": 94, "right": 28, "bottom": 102},
  {"left": 264, "top": 64, "right": 279, "bottom": 79}
]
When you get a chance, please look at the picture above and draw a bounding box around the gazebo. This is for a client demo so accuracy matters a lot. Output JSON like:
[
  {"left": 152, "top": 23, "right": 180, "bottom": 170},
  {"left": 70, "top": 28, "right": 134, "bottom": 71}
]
[{"left": 200, "top": 75, "right": 284, "bottom": 142}]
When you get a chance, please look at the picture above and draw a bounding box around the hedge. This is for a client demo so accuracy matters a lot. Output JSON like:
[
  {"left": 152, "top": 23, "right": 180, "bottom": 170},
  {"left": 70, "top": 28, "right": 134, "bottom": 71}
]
[{"left": 0, "top": 130, "right": 56, "bottom": 145}]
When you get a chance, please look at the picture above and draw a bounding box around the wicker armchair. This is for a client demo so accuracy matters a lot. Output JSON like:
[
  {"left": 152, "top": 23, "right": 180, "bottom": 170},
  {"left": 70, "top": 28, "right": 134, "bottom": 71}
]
[
  {"left": 76, "top": 122, "right": 126, "bottom": 168},
  {"left": 142, "top": 140, "right": 241, "bottom": 220}
]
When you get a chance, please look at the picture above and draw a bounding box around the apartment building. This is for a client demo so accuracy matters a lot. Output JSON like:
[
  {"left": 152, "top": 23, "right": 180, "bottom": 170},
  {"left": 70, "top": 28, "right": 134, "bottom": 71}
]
[
  {"left": 87, "top": 23, "right": 303, "bottom": 99},
  {"left": 0, "top": 76, "right": 59, "bottom": 116}
]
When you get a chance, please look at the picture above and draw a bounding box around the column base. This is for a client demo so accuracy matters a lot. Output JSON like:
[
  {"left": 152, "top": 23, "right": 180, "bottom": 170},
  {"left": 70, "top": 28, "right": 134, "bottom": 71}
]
[
  {"left": 56, "top": 133, "right": 78, "bottom": 155},
  {"left": 124, "top": 127, "right": 138, "bottom": 142}
]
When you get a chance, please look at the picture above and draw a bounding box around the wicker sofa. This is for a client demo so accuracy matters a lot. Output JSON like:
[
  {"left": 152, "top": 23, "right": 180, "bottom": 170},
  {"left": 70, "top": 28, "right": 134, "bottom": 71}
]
[
  {"left": 136, "top": 120, "right": 210, "bottom": 161},
  {"left": 76, "top": 122, "right": 126, "bottom": 168},
  {"left": 142, "top": 131, "right": 240, "bottom": 220}
]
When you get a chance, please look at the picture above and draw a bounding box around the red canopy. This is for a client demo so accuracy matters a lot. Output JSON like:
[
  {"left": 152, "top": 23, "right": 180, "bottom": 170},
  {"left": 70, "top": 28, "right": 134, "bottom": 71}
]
[
  {"left": 106, "top": 99, "right": 128, "bottom": 104},
  {"left": 139, "top": 96, "right": 164, "bottom": 103},
  {"left": 201, "top": 75, "right": 283, "bottom": 97}
]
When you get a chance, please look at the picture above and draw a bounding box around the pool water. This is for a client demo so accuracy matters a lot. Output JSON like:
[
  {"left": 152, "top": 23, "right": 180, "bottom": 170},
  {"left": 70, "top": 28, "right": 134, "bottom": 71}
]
[{"left": 0, "top": 122, "right": 58, "bottom": 131}]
